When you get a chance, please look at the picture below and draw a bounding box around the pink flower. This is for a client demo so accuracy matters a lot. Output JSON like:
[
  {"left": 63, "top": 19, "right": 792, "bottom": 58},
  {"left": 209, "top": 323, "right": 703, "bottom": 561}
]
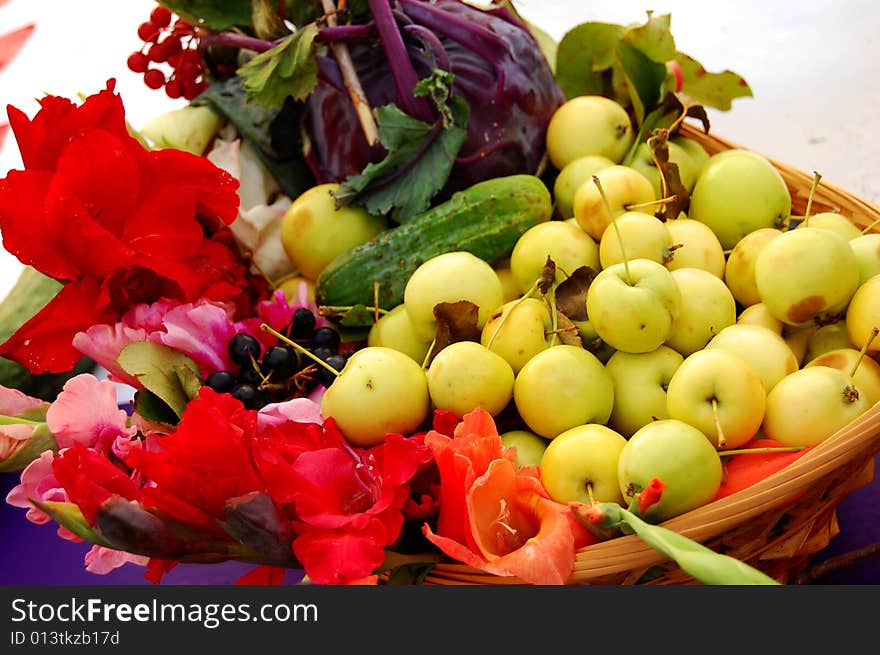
[
  {"left": 46, "top": 374, "right": 136, "bottom": 451},
  {"left": 6, "top": 450, "right": 78, "bottom": 541},
  {"left": 257, "top": 397, "right": 323, "bottom": 430},
  {"left": 0, "top": 384, "right": 50, "bottom": 462},
  {"left": 84, "top": 545, "right": 149, "bottom": 575}
]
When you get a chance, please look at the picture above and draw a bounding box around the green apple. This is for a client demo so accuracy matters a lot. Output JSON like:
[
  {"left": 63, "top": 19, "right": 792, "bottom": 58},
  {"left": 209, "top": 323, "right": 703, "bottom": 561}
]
[
  {"left": 689, "top": 149, "right": 792, "bottom": 250},
  {"left": 849, "top": 234, "right": 880, "bottom": 285},
  {"left": 670, "top": 135, "right": 710, "bottom": 175},
  {"left": 140, "top": 105, "right": 223, "bottom": 154},
  {"left": 586, "top": 258, "right": 682, "bottom": 354},
  {"left": 763, "top": 366, "right": 870, "bottom": 446},
  {"left": 783, "top": 323, "right": 818, "bottom": 366},
  {"left": 493, "top": 261, "right": 523, "bottom": 303},
  {"left": 665, "top": 268, "right": 737, "bottom": 356},
  {"left": 618, "top": 419, "right": 723, "bottom": 522},
  {"left": 605, "top": 346, "right": 684, "bottom": 438},
  {"left": 403, "top": 251, "right": 504, "bottom": 341},
  {"left": 500, "top": 430, "right": 549, "bottom": 469},
  {"left": 546, "top": 95, "right": 635, "bottom": 169},
  {"left": 846, "top": 274, "right": 880, "bottom": 354},
  {"left": 598, "top": 211, "right": 673, "bottom": 268},
  {"left": 664, "top": 216, "right": 726, "bottom": 278},
  {"left": 427, "top": 341, "right": 515, "bottom": 417},
  {"left": 480, "top": 297, "right": 553, "bottom": 374},
  {"left": 367, "top": 304, "right": 433, "bottom": 364},
  {"left": 805, "top": 348, "right": 880, "bottom": 407},
  {"left": 281, "top": 183, "right": 389, "bottom": 280},
  {"left": 737, "top": 303, "right": 784, "bottom": 335},
  {"left": 513, "top": 345, "right": 614, "bottom": 438},
  {"left": 666, "top": 348, "right": 767, "bottom": 449},
  {"left": 539, "top": 424, "right": 627, "bottom": 505},
  {"left": 509, "top": 220, "right": 600, "bottom": 293},
  {"left": 794, "top": 212, "right": 863, "bottom": 241},
  {"left": 553, "top": 155, "right": 616, "bottom": 219},
  {"left": 754, "top": 227, "right": 860, "bottom": 327},
  {"left": 572, "top": 165, "right": 656, "bottom": 241},
  {"left": 724, "top": 227, "right": 784, "bottom": 307},
  {"left": 803, "top": 321, "right": 854, "bottom": 363},
  {"left": 628, "top": 140, "right": 699, "bottom": 199},
  {"left": 705, "top": 323, "right": 799, "bottom": 394},
  {"left": 321, "top": 346, "right": 430, "bottom": 447}
]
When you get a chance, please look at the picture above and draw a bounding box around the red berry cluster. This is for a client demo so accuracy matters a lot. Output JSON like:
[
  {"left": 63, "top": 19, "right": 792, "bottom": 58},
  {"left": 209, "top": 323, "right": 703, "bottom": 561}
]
[{"left": 126, "top": 5, "right": 207, "bottom": 100}]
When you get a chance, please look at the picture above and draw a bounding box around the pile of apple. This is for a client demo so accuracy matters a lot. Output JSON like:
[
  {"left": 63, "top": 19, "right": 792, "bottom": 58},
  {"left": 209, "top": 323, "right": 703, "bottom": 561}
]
[{"left": 298, "top": 94, "right": 880, "bottom": 525}]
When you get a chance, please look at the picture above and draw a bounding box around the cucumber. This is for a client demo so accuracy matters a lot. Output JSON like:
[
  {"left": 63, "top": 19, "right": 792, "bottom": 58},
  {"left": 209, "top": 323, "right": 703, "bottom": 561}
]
[{"left": 315, "top": 174, "right": 552, "bottom": 310}]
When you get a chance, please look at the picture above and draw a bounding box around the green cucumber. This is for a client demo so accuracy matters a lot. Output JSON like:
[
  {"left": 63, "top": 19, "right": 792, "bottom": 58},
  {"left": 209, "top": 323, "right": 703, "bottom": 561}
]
[{"left": 315, "top": 174, "right": 552, "bottom": 310}]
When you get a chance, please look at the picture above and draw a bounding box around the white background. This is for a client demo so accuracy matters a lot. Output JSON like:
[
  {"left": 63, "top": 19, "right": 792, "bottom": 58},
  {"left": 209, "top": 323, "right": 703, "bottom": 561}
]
[{"left": 2, "top": 0, "right": 880, "bottom": 300}]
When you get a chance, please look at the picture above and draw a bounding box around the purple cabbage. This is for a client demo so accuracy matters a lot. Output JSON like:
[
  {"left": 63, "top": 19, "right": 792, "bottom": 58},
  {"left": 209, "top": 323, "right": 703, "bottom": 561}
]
[{"left": 302, "top": 0, "right": 564, "bottom": 196}]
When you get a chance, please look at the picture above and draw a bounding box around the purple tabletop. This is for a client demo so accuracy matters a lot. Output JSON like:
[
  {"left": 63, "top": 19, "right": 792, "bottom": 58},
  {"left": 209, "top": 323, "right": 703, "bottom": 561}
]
[{"left": 2, "top": 456, "right": 879, "bottom": 585}]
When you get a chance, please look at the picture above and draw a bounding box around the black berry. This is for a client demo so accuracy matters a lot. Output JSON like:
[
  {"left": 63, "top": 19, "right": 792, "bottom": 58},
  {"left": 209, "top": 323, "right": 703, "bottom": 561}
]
[
  {"left": 237, "top": 366, "right": 263, "bottom": 387},
  {"left": 228, "top": 333, "right": 261, "bottom": 366},
  {"left": 231, "top": 383, "right": 260, "bottom": 409},
  {"left": 312, "top": 327, "right": 340, "bottom": 352},
  {"left": 205, "top": 370, "right": 236, "bottom": 394},
  {"left": 312, "top": 346, "right": 335, "bottom": 362},
  {"left": 317, "top": 354, "right": 347, "bottom": 388},
  {"left": 289, "top": 308, "right": 317, "bottom": 339},
  {"left": 261, "top": 345, "right": 298, "bottom": 378}
]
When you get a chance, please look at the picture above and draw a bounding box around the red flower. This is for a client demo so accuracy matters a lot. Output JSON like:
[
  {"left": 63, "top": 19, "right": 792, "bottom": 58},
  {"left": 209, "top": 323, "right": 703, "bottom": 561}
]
[
  {"left": 287, "top": 426, "right": 433, "bottom": 584},
  {"left": 0, "top": 81, "right": 261, "bottom": 374},
  {"left": 127, "top": 388, "right": 266, "bottom": 536},
  {"left": 422, "top": 409, "right": 594, "bottom": 585},
  {"left": 52, "top": 442, "right": 140, "bottom": 525}
]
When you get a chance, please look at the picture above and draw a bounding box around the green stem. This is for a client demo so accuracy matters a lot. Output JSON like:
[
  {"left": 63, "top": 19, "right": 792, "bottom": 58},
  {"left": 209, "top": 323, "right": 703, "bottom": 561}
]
[
  {"left": 803, "top": 171, "right": 821, "bottom": 227},
  {"left": 485, "top": 283, "right": 537, "bottom": 351},
  {"left": 719, "top": 446, "right": 808, "bottom": 456},
  {"left": 593, "top": 175, "right": 632, "bottom": 285}
]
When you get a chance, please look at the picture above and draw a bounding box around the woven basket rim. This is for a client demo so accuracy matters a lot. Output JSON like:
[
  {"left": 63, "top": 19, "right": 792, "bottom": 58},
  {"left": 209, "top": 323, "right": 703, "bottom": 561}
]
[{"left": 425, "top": 121, "right": 880, "bottom": 585}]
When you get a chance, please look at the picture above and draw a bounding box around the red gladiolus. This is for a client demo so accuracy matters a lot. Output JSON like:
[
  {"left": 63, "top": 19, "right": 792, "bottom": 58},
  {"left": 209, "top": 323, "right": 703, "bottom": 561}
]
[
  {"left": 127, "top": 388, "right": 266, "bottom": 536},
  {"left": 288, "top": 428, "right": 432, "bottom": 584},
  {"left": 52, "top": 442, "right": 140, "bottom": 525},
  {"left": 0, "top": 80, "right": 261, "bottom": 374}
]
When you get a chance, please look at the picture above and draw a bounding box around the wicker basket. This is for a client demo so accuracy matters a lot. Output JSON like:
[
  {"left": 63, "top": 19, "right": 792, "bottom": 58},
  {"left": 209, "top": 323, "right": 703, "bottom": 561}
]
[{"left": 422, "top": 122, "right": 880, "bottom": 585}]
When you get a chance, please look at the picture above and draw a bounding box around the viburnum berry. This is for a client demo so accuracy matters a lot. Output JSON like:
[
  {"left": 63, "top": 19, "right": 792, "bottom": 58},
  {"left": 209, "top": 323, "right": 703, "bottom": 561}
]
[
  {"left": 127, "top": 52, "right": 149, "bottom": 73},
  {"left": 143, "top": 69, "right": 166, "bottom": 89},
  {"left": 137, "top": 21, "right": 159, "bottom": 42},
  {"left": 129, "top": 9, "right": 207, "bottom": 99},
  {"left": 150, "top": 6, "right": 173, "bottom": 28}
]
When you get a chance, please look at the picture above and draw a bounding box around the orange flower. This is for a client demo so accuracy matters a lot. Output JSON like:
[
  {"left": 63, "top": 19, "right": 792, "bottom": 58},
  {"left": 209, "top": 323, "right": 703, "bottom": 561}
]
[{"left": 422, "top": 408, "right": 594, "bottom": 585}]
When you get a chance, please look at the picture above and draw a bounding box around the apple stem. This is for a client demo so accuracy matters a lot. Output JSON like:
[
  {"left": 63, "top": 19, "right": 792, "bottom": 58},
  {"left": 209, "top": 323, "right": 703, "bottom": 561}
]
[
  {"left": 803, "top": 171, "right": 822, "bottom": 228},
  {"left": 421, "top": 338, "right": 437, "bottom": 370},
  {"left": 374, "top": 281, "right": 381, "bottom": 323},
  {"left": 484, "top": 282, "right": 538, "bottom": 351},
  {"left": 547, "top": 285, "right": 560, "bottom": 347},
  {"left": 861, "top": 217, "right": 880, "bottom": 234},
  {"left": 624, "top": 195, "right": 678, "bottom": 212},
  {"left": 593, "top": 175, "right": 633, "bottom": 286},
  {"left": 850, "top": 326, "right": 880, "bottom": 378},
  {"left": 718, "top": 446, "right": 807, "bottom": 456},
  {"left": 586, "top": 482, "right": 596, "bottom": 506},
  {"left": 260, "top": 323, "right": 342, "bottom": 376},
  {"left": 711, "top": 398, "right": 727, "bottom": 449}
]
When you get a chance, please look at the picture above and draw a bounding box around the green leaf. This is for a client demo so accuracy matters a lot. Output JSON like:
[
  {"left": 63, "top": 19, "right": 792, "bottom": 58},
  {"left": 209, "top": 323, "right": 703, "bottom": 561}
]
[
  {"left": 239, "top": 23, "right": 319, "bottom": 110},
  {"left": 555, "top": 22, "right": 623, "bottom": 99},
  {"left": 116, "top": 342, "right": 202, "bottom": 419},
  {"left": 615, "top": 40, "right": 668, "bottom": 128},
  {"left": 0, "top": 423, "right": 57, "bottom": 473},
  {"left": 194, "top": 77, "right": 317, "bottom": 201},
  {"left": 675, "top": 52, "right": 753, "bottom": 111},
  {"left": 31, "top": 500, "right": 112, "bottom": 547},
  {"left": 338, "top": 305, "right": 379, "bottom": 328},
  {"left": 335, "top": 96, "right": 469, "bottom": 224},
  {"left": 622, "top": 12, "right": 676, "bottom": 63},
  {"left": 132, "top": 389, "right": 182, "bottom": 427},
  {"left": 157, "top": 0, "right": 253, "bottom": 30}
]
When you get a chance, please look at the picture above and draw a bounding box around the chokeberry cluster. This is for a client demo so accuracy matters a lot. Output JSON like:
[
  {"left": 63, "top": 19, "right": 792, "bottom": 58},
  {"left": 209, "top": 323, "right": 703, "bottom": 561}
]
[
  {"left": 127, "top": 6, "right": 207, "bottom": 100},
  {"left": 203, "top": 308, "right": 349, "bottom": 410}
]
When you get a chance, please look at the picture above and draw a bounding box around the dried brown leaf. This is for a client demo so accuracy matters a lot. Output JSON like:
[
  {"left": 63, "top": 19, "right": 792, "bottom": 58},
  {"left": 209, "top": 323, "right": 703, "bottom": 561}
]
[{"left": 555, "top": 265, "right": 598, "bottom": 322}]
